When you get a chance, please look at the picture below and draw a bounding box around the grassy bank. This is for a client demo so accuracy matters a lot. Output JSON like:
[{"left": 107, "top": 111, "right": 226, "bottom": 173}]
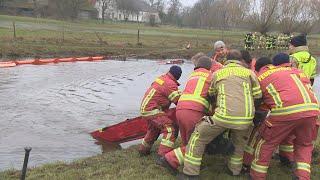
[
  {"left": 1, "top": 15, "right": 320, "bottom": 60},
  {"left": 1, "top": 144, "right": 319, "bottom": 180},
  {"left": 0, "top": 15, "right": 234, "bottom": 60}
]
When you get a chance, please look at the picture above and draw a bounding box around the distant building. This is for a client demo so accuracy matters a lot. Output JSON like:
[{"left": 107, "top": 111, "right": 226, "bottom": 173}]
[
  {"left": 94, "top": 0, "right": 161, "bottom": 23},
  {"left": 0, "top": 0, "right": 97, "bottom": 19}
]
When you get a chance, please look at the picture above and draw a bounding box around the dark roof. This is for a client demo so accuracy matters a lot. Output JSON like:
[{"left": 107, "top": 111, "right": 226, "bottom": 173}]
[
  {"left": 2, "top": 1, "right": 35, "bottom": 9},
  {"left": 2, "top": 0, "right": 95, "bottom": 12}
]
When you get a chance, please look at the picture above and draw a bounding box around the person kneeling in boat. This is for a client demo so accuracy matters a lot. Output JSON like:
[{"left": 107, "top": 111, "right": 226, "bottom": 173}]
[{"left": 139, "top": 66, "right": 182, "bottom": 157}]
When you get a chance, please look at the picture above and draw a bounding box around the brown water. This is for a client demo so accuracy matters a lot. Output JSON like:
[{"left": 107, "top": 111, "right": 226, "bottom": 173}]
[{"left": 0, "top": 60, "right": 193, "bottom": 170}]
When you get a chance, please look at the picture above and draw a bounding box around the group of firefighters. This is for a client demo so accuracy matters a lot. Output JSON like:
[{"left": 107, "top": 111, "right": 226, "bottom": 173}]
[
  {"left": 245, "top": 32, "right": 293, "bottom": 51},
  {"left": 138, "top": 34, "right": 319, "bottom": 180}
]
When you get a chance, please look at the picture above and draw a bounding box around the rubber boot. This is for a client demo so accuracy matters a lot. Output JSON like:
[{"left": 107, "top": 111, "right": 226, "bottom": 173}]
[
  {"left": 242, "top": 164, "right": 251, "bottom": 174},
  {"left": 225, "top": 165, "right": 242, "bottom": 176},
  {"left": 156, "top": 156, "right": 178, "bottom": 175},
  {"left": 138, "top": 145, "right": 151, "bottom": 157},
  {"left": 177, "top": 173, "right": 200, "bottom": 180},
  {"left": 292, "top": 174, "right": 299, "bottom": 180},
  {"left": 279, "top": 155, "right": 294, "bottom": 169}
]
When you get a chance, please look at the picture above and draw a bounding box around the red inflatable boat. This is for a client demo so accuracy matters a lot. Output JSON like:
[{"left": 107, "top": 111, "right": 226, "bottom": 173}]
[{"left": 91, "top": 116, "right": 148, "bottom": 143}]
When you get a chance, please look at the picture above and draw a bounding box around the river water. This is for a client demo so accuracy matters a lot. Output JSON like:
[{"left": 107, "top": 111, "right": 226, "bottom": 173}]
[
  {"left": 0, "top": 60, "right": 193, "bottom": 171},
  {"left": 1, "top": 59, "right": 320, "bottom": 171}
]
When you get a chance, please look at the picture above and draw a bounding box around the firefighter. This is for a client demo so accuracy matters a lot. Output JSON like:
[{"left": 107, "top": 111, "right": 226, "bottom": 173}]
[
  {"left": 179, "top": 50, "right": 263, "bottom": 179},
  {"left": 252, "top": 32, "right": 257, "bottom": 51},
  {"left": 208, "top": 41, "right": 227, "bottom": 65},
  {"left": 156, "top": 57, "right": 213, "bottom": 174},
  {"left": 139, "top": 66, "right": 182, "bottom": 157},
  {"left": 240, "top": 50, "right": 253, "bottom": 70},
  {"left": 243, "top": 55, "right": 295, "bottom": 170},
  {"left": 245, "top": 33, "right": 254, "bottom": 51},
  {"left": 191, "top": 52, "right": 223, "bottom": 73},
  {"left": 260, "top": 35, "right": 266, "bottom": 50},
  {"left": 271, "top": 35, "right": 277, "bottom": 50},
  {"left": 289, "top": 34, "right": 317, "bottom": 85},
  {"left": 265, "top": 35, "right": 272, "bottom": 50},
  {"left": 277, "top": 34, "right": 282, "bottom": 50},
  {"left": 250, "top": 55, "right": 319, "bottom": 180},
  {"left": 191, "top": 52, "right": 206, "bottom": 66}
]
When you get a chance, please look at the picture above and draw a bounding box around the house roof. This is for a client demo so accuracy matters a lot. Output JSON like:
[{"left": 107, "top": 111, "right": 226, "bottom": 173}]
[
  {"left": 2, "top": 0, "right": 96, "bottom": 12},
  {"left": 2, "top": 1, "right": 35, "bottom": 9}
]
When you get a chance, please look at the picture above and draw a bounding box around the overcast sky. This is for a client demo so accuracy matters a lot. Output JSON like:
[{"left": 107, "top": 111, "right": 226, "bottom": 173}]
[{"left": 181, "top": 0, "right": 198, "bottom": 7}]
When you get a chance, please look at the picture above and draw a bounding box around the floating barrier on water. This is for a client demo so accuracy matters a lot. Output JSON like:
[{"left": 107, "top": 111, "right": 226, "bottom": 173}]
[
  {"left": 92, "top": 56, "right": 105, "bottom": 61},
  {"left": 33, "top": 58, "right": 58, "bottom": 65},
  {"left": 0, "top": 56, "right": 107, "bottom": 68},
  {"left": 15, "top": 59, "right": 35, "bottom": 65},
  {"left": 58, "top": 57, "right": 76, "bottom": 63},
  {"left": 0, "top": 61, "right": 17, "bottom": 68},
  {"left": 76, "top": 57, "right": 93, "bottom": 61}
]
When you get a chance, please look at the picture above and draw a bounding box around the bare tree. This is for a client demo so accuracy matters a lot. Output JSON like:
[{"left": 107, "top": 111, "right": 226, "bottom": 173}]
[
  {"left": 97, "top": 0, "right": 113, "bottom": 23},
  {"left": 247, "top": 0, "right": 279, "bottom": 34},
  {"left": 148, "top": 0, "right": 165, "bottom": 12},
  {"left": 51, "top": 0, "right": 87, "bottom": 20},
  {"left": 116, "top": 0, "right": 140, "bottom": 21},
  {"left": 310, "top": 0, "right": 320, "bottom": 31},
  {"left": 297, "top": 0, "right": 317, "bottom": 34},
  {"left": 226, "top": 0, "right": 250, "bottom": 27},
  {"left": 198, "top": 0, "right": 215, "bottom": 28},
  {"left": 167, "top": 0, "right": 182, "bottom": 24},
  {"left": 0, "top": 0, "right": 8, "bottom": 7},
  {"left": 146, "top": 0, "right": 155, "bottom": 6},
  {"left": 277, "top": 0, "right": 302, "bottom": 34},
  {"left": 145, "top": 0, "right": 165, "bottom": 22}
]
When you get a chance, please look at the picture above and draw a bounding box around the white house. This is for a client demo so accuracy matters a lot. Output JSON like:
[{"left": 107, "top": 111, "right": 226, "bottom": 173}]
[{"left": 94, "top": 0, "right": 161, "bottom": 23}]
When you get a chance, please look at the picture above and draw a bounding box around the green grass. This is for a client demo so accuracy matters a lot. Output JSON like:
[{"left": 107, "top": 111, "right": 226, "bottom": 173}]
[
  {"left": 1, "top": 15, "right": 320, "bottom": 60},
  {"left": 0, "top": 15, "right": 279, "bottom": 60},
  {"left": 1, "top": 144, "right": 319, "bottom": 180}
]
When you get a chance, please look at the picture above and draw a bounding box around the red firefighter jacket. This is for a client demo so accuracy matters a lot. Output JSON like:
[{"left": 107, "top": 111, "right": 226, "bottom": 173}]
[
  {"left": 177, "top": 68, "right": 213, "bottom": 113},
  {"left": 140, "top": 73, "right": 181, "bottom": 117},
  {"left": 257, "top": 64, "right": 320, "bottom": 121},
  {"left": 210, "top": 60, "right": 223, "bottom": 73}
]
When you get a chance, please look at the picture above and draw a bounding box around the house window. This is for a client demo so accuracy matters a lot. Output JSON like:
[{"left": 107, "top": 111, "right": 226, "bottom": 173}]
[
  {"left": 119, "top": 14, "right": 121, "bottom": 20},
  {"left": 112, "top": 12, "right": 114, "bottom": 19}
]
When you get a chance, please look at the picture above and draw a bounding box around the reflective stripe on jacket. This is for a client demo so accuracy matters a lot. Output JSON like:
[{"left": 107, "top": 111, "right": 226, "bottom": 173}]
[
  {"left": 140, "top": 73, "right": 180, "bottom": 117},
  {"left": 290, "top": 51, "right": 317, "bottom": 79},
  {"left": 177, "top": 68, "right": 212, "bottom": 113},
  {"left": 258, "top": 64, "right": 319, "bottom": 121},
  {"left": 209, "top": 61, "right": 262, "bottom": 128}
]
